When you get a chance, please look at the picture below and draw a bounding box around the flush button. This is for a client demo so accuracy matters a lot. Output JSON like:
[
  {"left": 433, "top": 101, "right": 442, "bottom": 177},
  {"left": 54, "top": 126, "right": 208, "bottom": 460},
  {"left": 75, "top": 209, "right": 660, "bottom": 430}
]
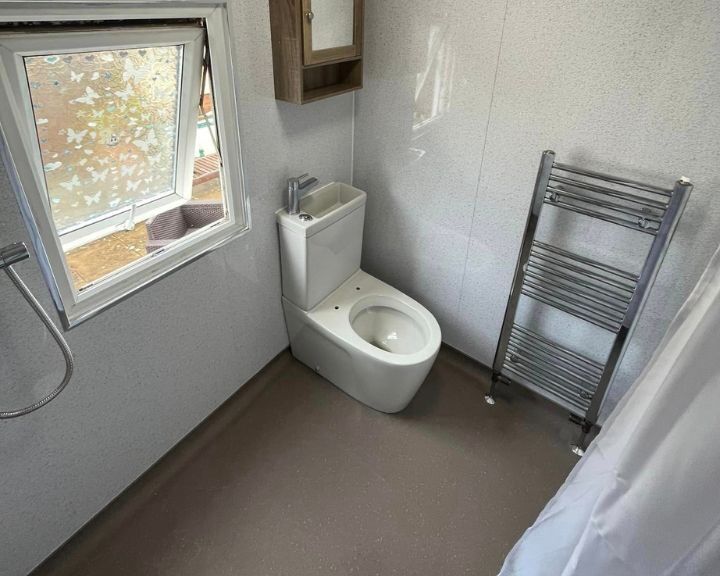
[{"left": 299, "top": 213, "right": 313, "bottom": 221}]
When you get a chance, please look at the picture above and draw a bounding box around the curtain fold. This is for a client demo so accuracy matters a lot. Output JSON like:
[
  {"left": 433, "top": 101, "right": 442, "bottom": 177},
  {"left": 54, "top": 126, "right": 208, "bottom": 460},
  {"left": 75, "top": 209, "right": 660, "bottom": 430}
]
[{"left": 499, "top": 244, "right": 720, "bottom": 576}]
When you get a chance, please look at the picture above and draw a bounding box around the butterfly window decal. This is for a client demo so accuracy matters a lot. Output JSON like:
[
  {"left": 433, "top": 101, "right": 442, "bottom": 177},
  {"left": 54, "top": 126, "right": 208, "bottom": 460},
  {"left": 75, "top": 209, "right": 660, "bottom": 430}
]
[
  {"left": 120, "top": 164, "right": 137, "bottom": 177},
  {"left": 24, "top": 44, "right": 182, "bottom": 230},
  {"left": 83, "top": 190, "right": 102, "bottom": 206},
  {"left": 72, "top": 86, "right": 100, "bottom": 105},
  {"left": 91, "top": 168, "right": 109, "bottom": 183},
  {"left": 59, "top": 174, "right": 81, "bottom": 191},
  {"left": 133, "top": 129, "right": 158, "bottom": 152},
  {"left": 66, "top": 128, "right": 87, "bottom": 144},
  {"left": 122, "top": 58, "right": 149, "bottom": 83},
  {"left": 114, "top": 83, "right": 134, "bottom": 101}
]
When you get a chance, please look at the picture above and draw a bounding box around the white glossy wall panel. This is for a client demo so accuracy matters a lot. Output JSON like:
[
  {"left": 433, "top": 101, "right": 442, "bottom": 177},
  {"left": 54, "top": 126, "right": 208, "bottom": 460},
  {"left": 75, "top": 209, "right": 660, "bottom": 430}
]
[
  {"left": 354, "top": 0, "right": 720, "bottom": 417},
  {"left": 353, "top": 0, "right": 509, "bottom": 330},
  {"left": 0, "top": 1, "right": 353, "bottom": 574}
]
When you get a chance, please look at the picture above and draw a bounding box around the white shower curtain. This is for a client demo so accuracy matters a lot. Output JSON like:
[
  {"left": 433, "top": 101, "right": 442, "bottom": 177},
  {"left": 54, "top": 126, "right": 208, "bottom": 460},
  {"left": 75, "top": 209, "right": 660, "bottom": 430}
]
[{"left": 499, "top": 244, "right": 720, "bottom": 576}]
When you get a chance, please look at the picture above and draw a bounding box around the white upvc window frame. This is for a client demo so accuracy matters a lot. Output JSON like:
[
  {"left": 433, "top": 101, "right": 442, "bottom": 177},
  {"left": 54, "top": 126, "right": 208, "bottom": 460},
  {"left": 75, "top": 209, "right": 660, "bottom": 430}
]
[
  {"left": 0, "top": 1, "right": 250, "bottom": 329},
  {"left": 0, "top": 26, "right": 204, "bottom": 251}
]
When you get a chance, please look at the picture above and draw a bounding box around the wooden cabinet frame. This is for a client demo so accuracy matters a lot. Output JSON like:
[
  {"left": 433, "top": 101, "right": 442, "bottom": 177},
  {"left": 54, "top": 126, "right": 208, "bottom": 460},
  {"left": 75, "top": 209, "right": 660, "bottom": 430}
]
[{"left": 269, "top": 0, "right": 364, "bottom": 104}]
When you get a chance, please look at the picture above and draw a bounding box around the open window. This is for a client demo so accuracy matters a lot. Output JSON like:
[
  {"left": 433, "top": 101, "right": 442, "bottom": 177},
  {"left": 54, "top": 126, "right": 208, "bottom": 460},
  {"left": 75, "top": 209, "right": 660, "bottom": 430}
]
[{"left": 0, "top": 3, "right": 248, "bottom": 328}]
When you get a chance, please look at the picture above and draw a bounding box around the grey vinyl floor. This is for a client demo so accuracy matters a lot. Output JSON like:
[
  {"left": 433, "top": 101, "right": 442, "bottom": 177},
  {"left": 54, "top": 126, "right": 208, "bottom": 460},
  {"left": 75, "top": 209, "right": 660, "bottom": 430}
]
[{"left": 33, "top": 346, "right": 578, "bottom": 576}]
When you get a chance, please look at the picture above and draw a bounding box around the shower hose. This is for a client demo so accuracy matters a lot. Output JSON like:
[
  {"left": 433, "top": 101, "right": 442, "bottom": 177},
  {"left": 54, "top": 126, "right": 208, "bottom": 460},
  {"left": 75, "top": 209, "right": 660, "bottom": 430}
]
[{"left": 1, "top": 265, "right": 74, "bottom": 419}]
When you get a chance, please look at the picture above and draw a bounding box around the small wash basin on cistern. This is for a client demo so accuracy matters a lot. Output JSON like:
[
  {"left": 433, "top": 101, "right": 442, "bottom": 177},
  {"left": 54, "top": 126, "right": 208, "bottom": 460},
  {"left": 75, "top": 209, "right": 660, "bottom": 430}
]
[{"left": 276, "top": 182, "right": 366, "bottom": 236}]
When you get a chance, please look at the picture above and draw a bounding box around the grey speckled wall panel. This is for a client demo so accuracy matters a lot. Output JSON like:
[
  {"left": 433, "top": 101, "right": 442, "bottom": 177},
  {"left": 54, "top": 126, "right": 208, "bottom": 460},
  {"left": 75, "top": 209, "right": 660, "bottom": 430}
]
[
  {"left": 0, "top": 1, "right": 353, "bottom": 574},
  {"left": 354, "top": 0, "right": 720, "bottom": 417}
]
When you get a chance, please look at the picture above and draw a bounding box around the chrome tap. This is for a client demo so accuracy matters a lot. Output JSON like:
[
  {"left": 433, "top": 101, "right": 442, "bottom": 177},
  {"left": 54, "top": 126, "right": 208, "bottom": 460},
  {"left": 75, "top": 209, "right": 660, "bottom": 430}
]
[{"left": 287, "top": 173, "right": 319, "bottom": 215}]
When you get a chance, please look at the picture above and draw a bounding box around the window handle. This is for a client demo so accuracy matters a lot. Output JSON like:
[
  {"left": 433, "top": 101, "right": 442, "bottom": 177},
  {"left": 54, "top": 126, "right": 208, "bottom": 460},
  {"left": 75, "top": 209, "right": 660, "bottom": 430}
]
[{"left": 121, "top": 204, "right": 137, "bottom": 232}]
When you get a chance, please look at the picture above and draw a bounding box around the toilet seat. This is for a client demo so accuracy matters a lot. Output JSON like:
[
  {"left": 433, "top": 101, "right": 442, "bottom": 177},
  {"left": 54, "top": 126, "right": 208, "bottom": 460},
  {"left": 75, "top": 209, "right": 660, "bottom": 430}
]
[{"left": 305, "top": 271, "right": 441, "bottom": 366}]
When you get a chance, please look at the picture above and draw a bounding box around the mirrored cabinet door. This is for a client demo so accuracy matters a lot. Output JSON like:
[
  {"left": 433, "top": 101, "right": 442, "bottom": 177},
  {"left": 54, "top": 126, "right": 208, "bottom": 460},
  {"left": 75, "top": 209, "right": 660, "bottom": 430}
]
[{"left": 302, "top": 0, "right": 363, "bottom": 65}]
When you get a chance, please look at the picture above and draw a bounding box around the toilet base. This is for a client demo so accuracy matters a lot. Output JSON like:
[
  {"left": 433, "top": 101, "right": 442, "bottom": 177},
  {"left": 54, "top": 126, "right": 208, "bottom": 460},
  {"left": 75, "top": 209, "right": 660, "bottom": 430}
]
[{"left": 282, "top": 271, "right": 441, "bottom": 413}]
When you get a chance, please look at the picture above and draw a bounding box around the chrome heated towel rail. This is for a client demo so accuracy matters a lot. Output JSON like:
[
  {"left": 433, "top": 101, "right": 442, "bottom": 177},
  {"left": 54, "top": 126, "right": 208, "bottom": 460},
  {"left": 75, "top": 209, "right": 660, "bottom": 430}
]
[{"left": 486, "top": 150, "right": 692, "bottom": 454}]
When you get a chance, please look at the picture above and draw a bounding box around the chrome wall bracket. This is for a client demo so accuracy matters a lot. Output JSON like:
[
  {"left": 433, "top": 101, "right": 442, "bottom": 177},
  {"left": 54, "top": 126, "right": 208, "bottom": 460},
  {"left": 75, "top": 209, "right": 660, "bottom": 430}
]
[{"left": 0, "top": 242, "right": 29, "bottom": 270}]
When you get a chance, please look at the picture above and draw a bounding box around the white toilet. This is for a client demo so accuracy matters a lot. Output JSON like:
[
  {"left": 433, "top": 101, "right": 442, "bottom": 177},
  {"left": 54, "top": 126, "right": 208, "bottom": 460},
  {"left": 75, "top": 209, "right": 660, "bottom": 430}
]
[{"left": 277, "top": 182, "right": 441, "bottom": 413}]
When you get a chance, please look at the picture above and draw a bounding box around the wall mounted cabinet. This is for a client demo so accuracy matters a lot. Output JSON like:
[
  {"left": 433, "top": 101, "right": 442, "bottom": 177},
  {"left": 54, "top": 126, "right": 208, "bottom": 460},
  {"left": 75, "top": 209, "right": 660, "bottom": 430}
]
[{"left": 269, "top": 0, "right": 363, "bottom": 104}]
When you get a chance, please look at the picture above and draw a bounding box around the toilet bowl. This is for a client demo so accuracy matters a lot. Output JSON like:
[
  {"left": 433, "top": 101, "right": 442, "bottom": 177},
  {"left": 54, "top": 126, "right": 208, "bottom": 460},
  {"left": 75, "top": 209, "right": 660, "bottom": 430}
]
[
  {"left": 282, "top": 270, "right": 441, "bottom": 413},
  {"left": 277, "top": 182, "right": 441, "bottom": 412}
]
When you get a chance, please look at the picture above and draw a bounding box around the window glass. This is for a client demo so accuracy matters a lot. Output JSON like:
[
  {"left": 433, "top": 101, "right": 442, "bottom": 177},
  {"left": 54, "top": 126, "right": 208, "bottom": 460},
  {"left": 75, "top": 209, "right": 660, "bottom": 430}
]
[
  {"left": 25, "top": 46, "right": 183, "bottom": 232},
  {"left": 23, "top": 44, "right": 227, "bottom": 291},
  {"left": 64, "top": 70, "right": 226, "bottom": 290}
]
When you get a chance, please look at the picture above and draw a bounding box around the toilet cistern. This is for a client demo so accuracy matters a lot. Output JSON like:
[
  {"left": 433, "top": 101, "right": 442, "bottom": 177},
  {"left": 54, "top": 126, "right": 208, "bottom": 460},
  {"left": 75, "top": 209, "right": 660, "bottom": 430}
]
[{"left": 287, "top": 173, "right": 319, "bottom": 215}]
